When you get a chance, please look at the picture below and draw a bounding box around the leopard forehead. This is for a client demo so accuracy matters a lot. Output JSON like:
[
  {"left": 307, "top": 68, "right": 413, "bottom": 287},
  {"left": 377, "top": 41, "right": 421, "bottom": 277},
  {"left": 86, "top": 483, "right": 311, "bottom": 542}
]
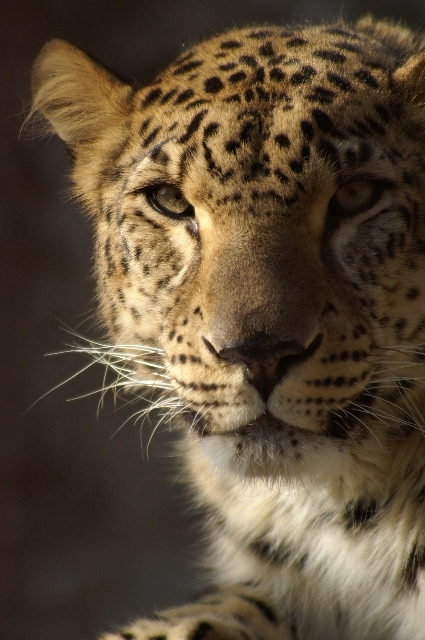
[{"left": 96, "top": 21, "right": 418, "bottom": 209}]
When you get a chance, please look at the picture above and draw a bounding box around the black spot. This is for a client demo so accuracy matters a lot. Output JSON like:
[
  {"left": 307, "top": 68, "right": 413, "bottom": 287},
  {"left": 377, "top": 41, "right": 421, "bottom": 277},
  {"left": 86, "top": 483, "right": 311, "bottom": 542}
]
[
  {"left": 143, "top": 264, "right": 150, "bottom": 276},
  {"left": 398, "top": 205, "right": 412, "bottom": 229},
  {"left": 407, "top": 287, "right": 420, "bottom": 300},
  {"left": 221, "top": 40, "right": 242, "bottom": 49},
  {"left": 256, "top": 86, "right": 270, "bottom": 100},
  {"left": 225, "top": 140, "right": 240, "bottom": 153},
  {"left": 229, "top": 71, "right": 247, "bottom": 83},
  {"left": 269, "top": 67, "right": 286, "bottom": 81},
  {"left": 240, "top": 121, "right": 255, "bottom": 141},
  {"left": 203, "top": 122, "right": 220, "bottom": 138},
  {"left": 387, "top": 233, "right": 397, "bottom": 259},
  {"left": 286, "top": 37, "right": 308, "bottom": 47},
  {"left": 323, "top": 301, "right": 337, "bottom": 315},
  {"left": 289, "top": 160, "right": 303, "bottom": 173},
  {"left": 249, "top": 30, "right": 273, "bottom": 39},
  {"left": 401, "top": 541, "right": 425, "bottom": 589},
  {"left": 141, "top": 126, "right": 162, "bottom": 148},
  {"left": 224, "top": 94, "right": 241, "bottom": 103},
  {"left": 175, "top": 89, "right": 195, "bottom": 105},
  {"left": 121, "top": 256, "right": 129, "bottom": 274},
  {"left": 300, "top": 120, "right": 314, "bottom": 141},
  {"left": 290, "top": 65, "right": 317, "bottom": 85},
  {"left": 244, "top": 88, "right": 255, "bottom": 102},
  {"left": 259, "top": 41, "right": 275, "bottom": 57},
  {"left": 344, "top": 498, "right": 377, "bottom": 531},
  {"left": 301, "top": 145, "right": 310, "bottom": 162},
  {"left": 375, "top": 104, "right": 390, "bottom": 123},
  {"left": 313, "top": 109, "right": 344, "bottom": 138},
  {"left": 354, "top": 68, "right": 379, "bottom": 89},
  {"left": 403, "top": 171, "right": 413, "bottom": 185},
  {"left": 219, "top": 62, "right": 237, "bottom": 71},
  {"left": 204, "top": 76, "right": 224, "bottom": 93},
  {"left": 186, "top": 99, "right": 210, "bottom": 110},
  {"left": 415, "top": 238, "right": 425, "bottom": 254},
  {"left": 314, "top": 50, "right": 346, "bottom": 63},
  {"left": 241, "top": 596, "right": 278, "bottom": 625},
  {"left": 120, "top": 633, "right": 136, "bottom": 640},
  {"left": 142, "top": 87, "right": 162, "bottom": 107},
  {"left": 307, "top": 86, "right": 336, "bottom": 105},
  {"left": 151, "top": 146, "right": 170, "bottom": 166},
  {"left": 148, "top": 636, "right": 166, "bottom": 640},
  {"left": 139, "top": 118, "right": 151, "bottom": 136},
  {"left": 395, "top": 318, "right": 407, "bottom": 340},
  {"left": 173, "top": 60, "right": 203, "bottom": 75},
  {"left": 250, "top": 538, "right": 291, "bottom": 565},
  {"left": 240, "top": 54, "right": 258, "bottom": 67},
  {"left": 250, "top": 161, "right": 269, "bottom": 178},
  {"left": 358, "top": 142, "right": 373, "bottom": 162},
  {"left": 344, "top": 148, "right": 356, "bottom": 164},
  {"left": 255, "top": 67, "right": 265, "bottom": 83},
  {"left": 274, "top": 169, "right": 289, "bottom": 184},
  {"left": 327, "top": 71, "right": 353, "bottom": 92},
  {"left": 160, "top": 88, "right": 178, "bottom": 104},
  {"left": 364, "top": 117, "right": 385, "bottom": 135},
  {"left": 290, "top": 623, "right": 300, "bottom": 640},
  {"left": 275, "top": 133, "right": 291, "bottom": 148},
  {"left": 179, "top": 110, "right": 208, "bottom": 143},
  {"left": 190, "top": 622, "right": 213, "bottom": 640}
]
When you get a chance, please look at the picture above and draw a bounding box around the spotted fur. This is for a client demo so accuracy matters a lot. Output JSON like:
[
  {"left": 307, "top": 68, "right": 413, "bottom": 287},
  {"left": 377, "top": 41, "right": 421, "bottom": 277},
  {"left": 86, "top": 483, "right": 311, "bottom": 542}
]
[{"left": 31, "top": 16, "right": 425, "bottom": 640}]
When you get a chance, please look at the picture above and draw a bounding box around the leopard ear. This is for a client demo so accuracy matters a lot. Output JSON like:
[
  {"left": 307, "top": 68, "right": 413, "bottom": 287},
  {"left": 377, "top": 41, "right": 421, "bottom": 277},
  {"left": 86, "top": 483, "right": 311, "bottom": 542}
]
[
  {"left": 392, "top": 51, "right": 425, "bottom": 103},
  {"left": 31, "top": 39, "right": 130, "bottom": 148}
]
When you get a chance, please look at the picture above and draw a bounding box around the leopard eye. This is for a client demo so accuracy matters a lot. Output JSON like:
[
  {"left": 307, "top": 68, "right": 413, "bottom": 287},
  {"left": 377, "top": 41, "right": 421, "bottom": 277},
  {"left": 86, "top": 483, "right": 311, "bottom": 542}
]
[
  {"left": 147, "top": 184, "right": 194, "bottom": 218},
  {"left": 330, "top": 180, "right": 382, "bottom": 216}
]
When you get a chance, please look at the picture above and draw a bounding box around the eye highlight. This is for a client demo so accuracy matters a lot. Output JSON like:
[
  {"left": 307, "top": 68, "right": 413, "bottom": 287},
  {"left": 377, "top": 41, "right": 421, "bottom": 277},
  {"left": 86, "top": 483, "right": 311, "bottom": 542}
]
[
  {"left": 329, "top": 180, "right": 384, "bottom": 216},
  {"left": 146, "top": 184, "right": 195, "bottom": 218}
]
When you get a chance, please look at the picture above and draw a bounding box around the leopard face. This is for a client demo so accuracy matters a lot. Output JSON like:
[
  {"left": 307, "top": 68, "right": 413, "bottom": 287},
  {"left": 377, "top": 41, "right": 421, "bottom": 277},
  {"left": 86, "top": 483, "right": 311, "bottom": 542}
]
[{"left": 32, "top": 18, "right": 425, "bottom": 485}]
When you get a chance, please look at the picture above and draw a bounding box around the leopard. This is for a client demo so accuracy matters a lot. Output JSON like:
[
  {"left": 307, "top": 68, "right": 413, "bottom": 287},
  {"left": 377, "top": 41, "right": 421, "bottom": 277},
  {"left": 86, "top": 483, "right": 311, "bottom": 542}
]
[{"left": 30, "top": 15, "right": 425, "bottom": 640}]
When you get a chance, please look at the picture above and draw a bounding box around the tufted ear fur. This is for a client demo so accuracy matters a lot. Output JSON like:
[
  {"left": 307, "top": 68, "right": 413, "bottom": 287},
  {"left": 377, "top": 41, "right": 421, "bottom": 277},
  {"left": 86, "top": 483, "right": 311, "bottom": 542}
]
[
  {"left": 31, "top": 39, "right": 130, "bottom": 148},
  {"left": 392, "top": 51, "right": 425, "bottom": 103},
  {"left": 356, "top": 15, "right": 419, "bottom": 53}
]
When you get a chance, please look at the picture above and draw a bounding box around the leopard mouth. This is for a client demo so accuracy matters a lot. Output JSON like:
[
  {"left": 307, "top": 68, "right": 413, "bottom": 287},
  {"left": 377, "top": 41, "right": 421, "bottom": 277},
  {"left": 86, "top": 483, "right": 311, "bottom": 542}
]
[
  {"left": 186, "top": 384, "right": 376, "bottom": 442},
  {"left": 187, "top": 409, "right": 316, "bottom": 439}
]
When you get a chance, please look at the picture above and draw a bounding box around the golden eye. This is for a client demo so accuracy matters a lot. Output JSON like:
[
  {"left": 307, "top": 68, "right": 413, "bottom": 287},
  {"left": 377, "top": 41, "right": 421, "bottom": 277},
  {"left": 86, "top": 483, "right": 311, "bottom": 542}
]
[
  {"left": 148, "top": 184, "right": 194, "bottom": 217},
  {"left": 330, "top": 180, "right": 383, "bottom": 216}
]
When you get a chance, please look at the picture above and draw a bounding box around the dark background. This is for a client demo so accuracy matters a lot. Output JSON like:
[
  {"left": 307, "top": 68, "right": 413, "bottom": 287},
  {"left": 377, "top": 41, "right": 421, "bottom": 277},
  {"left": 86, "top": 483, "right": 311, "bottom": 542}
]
[{"left": 3, "top": 1, "right": 425, "bottom": 639}]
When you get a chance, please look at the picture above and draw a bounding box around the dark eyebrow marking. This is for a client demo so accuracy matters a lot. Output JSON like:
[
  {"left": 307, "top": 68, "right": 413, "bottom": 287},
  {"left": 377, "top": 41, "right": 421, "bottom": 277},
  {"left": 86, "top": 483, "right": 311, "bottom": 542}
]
[{"left": 147, "top": 137, "right": 177, "bottom": 159}]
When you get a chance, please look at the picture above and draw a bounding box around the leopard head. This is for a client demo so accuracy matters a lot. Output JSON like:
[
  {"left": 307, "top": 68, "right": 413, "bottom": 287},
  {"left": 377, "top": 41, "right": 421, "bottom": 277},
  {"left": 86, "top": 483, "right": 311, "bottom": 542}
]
[{"left": 31, "top": 19, "right": 425, "bottom": 487}]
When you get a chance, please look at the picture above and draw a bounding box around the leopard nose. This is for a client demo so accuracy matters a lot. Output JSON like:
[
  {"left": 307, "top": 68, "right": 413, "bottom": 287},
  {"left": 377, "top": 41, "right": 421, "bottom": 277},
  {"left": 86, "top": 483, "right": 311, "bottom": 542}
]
[{"left": 202, "top": 333, "right": 323, "bottom": 402}]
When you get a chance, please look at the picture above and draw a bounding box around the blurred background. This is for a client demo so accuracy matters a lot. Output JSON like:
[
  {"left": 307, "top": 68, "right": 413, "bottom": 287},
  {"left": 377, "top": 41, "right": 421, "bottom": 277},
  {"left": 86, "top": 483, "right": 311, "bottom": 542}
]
[{"left": 2, "top": 1, "right": 425, "bottom": 638}]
